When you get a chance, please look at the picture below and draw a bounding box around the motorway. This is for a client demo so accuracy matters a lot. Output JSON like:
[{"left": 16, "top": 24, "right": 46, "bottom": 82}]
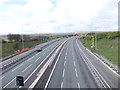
[
  {"left": 37, "top": 37, "right": 119, "bottom": 89},
  {"left": 0, "top": 38, "right": 67, "bottom": 89},
  {"left": 0, "top": 37, "right": 119, "bottom": 89}
]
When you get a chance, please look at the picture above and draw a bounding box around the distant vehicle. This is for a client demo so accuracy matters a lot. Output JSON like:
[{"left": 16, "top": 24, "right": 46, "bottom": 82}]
[{"left": 37, "top": 48, "right": 42, "bottom": 52}]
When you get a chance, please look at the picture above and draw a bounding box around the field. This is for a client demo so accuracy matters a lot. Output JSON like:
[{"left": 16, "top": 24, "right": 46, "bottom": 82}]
[
  {"left": 2, "top": 40, "right": 47, "bottom": 57},
  {"left": 80, "top": 37, "right": 119, "bottom": 67}
]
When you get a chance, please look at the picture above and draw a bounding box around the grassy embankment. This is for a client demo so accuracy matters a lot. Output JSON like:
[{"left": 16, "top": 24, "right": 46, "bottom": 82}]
[
  {"left": 2, "top": 40, "right": 47, "bottom": 58},
  {"left": 80, "top": 31, "right": 119, "bottom": 67}
]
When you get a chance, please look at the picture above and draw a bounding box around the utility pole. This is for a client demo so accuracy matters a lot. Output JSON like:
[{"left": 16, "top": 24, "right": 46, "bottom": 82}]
[
  {"left": 21, "top": 24, "right": 25, "bottom": 49},
  {"left": 95, "top": 32, "right": 97, "bottom": 50}
]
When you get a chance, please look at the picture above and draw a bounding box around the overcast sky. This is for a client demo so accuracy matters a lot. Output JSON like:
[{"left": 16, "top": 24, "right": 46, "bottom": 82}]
[{"left": 0, "top": 0, "right": 119, "bottom": 34}]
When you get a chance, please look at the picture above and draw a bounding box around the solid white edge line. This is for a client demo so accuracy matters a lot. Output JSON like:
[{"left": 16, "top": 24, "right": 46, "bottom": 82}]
[
  {"left": 79, "top": 40, "right": 119, "bottom": 76},
  {"left": 44, "top": 44, "right": 65, "bottom": 89},
  {"left": 76, "top": 40, "right": 111, "bottom": 89},
  {"left": 86, "top": 48, "right": 119, "bottom": 76},
  {"left": 76, "top": 41, "right": 103, "bottom": 87},
  {"left": 2, "top": 39, "right": 62, "bottom": 88},
  {"left": 24, "top": 45, "right": 58, "bottom": 84},
  {"left": 22, "top": 42, "right": 63, "bottom": 88},
  {"left": 3, "top": 77, "right": 16, "bottom": 88}
]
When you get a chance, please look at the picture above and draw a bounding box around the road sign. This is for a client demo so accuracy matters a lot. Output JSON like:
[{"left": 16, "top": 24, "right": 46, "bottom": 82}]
[
  {"left": 45, "top": 37, "right": 49, "bottom": 40},
  {"left": 16, "top": 76, "right": 24, "bottom": 86}
]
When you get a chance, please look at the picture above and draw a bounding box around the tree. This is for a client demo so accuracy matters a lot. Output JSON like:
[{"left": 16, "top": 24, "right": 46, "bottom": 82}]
[
  {"left": 7, "top": 34, "right": 21, "bottom": 50},
  {"left": 23, "top": 35, "right": 30, "bottom": 41},
  {"left": 7, "top": 34, "right": 21, "bottom": 42}
]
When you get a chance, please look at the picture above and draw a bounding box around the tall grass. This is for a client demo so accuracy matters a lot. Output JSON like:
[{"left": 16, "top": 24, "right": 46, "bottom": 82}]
[{"left": 80, "top": 31, "right": 119, "bottom": 66}]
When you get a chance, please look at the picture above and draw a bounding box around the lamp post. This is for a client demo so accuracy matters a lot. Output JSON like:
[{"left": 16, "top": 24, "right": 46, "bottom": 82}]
[
  {"left": 21, "top": 23, "right": 30, "bottom": 49},
  {"left": 21, "top": 24, "right": 24, "bottom": 49}
]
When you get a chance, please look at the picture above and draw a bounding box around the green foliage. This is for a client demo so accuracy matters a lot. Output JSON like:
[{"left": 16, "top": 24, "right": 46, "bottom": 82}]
[
  {"left": 96, "top": 32, "right": 107, "bottom": 40},
  {"left": 2, "top": 39, "right": 47, "bottom": 57},
  {"left": 95, "top": 31, "right": 120, "bottom": 40},
  {"left": 82, "top": 35, "right": 92, "bottom": 40},
  {"left": 2, "top": 40, "right": 8, "bottom": 43},
  {"left": 14, "top": 42, "right": 19, "bottom": 50},
  {"left": 106, "top": 31, "right": 120, "bottom": 39},
  {"left": 7, "top": 34, "right": 21, "bottom": 42},
  {"left": 23, "top": 35, "right": 30, "bottom": 41},
  {"left": 30, "top": 38, "right": 39, "bottom": 41},
  {"left": 80, "top": 31, "right": 119, "bottom": 67}
]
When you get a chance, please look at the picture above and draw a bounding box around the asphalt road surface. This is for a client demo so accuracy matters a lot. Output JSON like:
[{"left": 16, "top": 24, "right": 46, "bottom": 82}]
[
  {"left": 0, "top": 38, "right": 67, "bottom": 89},
  {"left": 0, "top": 37, "right": 119, "bottom": 89},
  {"left": 39, "top": 37, "right": 119, "bottom": 89}
]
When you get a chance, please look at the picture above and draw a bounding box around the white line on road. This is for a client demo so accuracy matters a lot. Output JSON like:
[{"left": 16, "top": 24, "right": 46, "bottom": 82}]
[
  {"left": 35, "top": 57, "right": 41, "bottom": 62},
  {"left": 3, "top": 77, "right": 15, "bottom": 88},
  {"left": 66, "top": 48, "right": 68, "bottom": 56},
  {"left": 86, "top": 48, "right": 119, "bottom": 76},
  {"left": 62, "top": 68, "right": 65, "bottom": 77},
  {"left": 36, "top": 53, "right": 40, "bottom": 56},
  {"left": 43, "top": 52, "right": 46, "bottom": 55},
  {"left": 24, "top": 44, "right": 60, "bottom": 84},
  {"left": 27, "top": 56, "right": 34, "bottom": 61},
  {"left": 66, "top": 52, "right": 67, "bottom": 56},
  {"left": 64, "top": 61, "right": 66, "bottom": 66},
  {"left": 75, "top": 68, "right": 78, "bottom": 78},
  {"left": 22, "top": 64, "right": 32, "bottom": 73},
  {"left": 44, "top": 45, "right": 65, "bottom": 89},
  {"left": 0, "top": 76, "right": 5, "bottom": 80},
  {"left": 3, "top": 40, "right": 59, "bottom": 88},
  {"left": 65, "top": 55, "right": 67, "bottom": 60},
  {"left": 12, "top": 63, "right": 23, "bottom": 72},
  {"left": 74, "top": 61, "right": 76, "bottom": 66},
  {"left": 67, "top": 48, "right": 68, "bottom": 51},
  {"left": 61, "top": 81, "right": 63, "bottom": 89},
  {"left": 76, "top": 40, "right": 111, "bottom": 89},
  {"left": 24, "top": 58, "right": 45, "bottom": 83},
  {"left": 4, "top": 65, "right": 6, "bottom": 67},
  {"left": 78, "top": 83, "right": 80, "bottom": 89},
  {"left": 72, "top": 52, "right": 75, "bottom": 60}
]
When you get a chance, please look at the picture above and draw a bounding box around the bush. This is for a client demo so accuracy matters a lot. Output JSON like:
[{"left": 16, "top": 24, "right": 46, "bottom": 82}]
[
  {"left": 30, "top": 38, "right": 39, "bottom": 41},
  {"left": 2, "top": 40, "right": 7, "bottom": 43},
  {"left": 106, "top": 31, "right": 120, "bottom": 39},
  {"left": 95, "top": 31, "right": 120, "bottom": 40},
  {"left": 96, "top": 32, "right": 108, "bottom": 40},
  {"left": 86, "top": 35, "right": 92, "bottom": 40}
]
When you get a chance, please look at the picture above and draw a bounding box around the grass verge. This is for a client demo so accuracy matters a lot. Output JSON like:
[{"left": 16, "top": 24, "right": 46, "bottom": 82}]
[
  {"left": 80, "top": 38, "right": 119, "bottom": 67},
  {"left": 2, "top": 40, "right": 47, "bottom": 57}
]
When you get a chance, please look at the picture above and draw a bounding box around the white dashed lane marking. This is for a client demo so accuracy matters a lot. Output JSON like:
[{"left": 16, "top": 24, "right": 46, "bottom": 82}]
[
  {"left": 22, "top": 64, "right": 32, "bottom": 73},
  {"left": 62, "top": 68, "right": 65, "bottom": 77},
  {"left": 64, "top": 61, "right": 66, "bottom": 66},
  {"left": 12, "top": 63, "right": 23, "bottom": 72},
  {"left": 61, "top": 81, "right": 63, "bottom": 89}
]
